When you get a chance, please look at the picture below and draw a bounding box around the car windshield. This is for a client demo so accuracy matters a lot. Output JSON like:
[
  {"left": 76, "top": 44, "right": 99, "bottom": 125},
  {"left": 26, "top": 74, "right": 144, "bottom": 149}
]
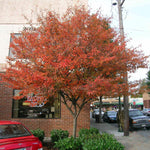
[
  {"left": 107, "top": 111, "right": 117, "bottom": 116},
  {"left": 94, "top": 109, "right": 99, "bottom": 112},
  {"left": 129, "top": 110, "right": 143, "bottom": 117},
  {"left": 144, "top": 108, "right": 150, "bottom": 111},
  {"left": 0, "top": 124, "right": 31, "bottom": 139}
]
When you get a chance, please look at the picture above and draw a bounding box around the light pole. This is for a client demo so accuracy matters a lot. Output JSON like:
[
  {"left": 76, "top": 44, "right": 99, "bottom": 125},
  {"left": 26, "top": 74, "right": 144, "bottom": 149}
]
[{"left": 113, "top": 0, "right": 129, "bottom": 136}]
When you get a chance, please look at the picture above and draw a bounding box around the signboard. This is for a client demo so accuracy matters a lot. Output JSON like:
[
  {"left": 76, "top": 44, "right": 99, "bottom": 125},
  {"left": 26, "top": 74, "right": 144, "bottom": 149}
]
[
  {"left": 23, "top": 96, "right": 48, "bottom": 107},
  {"left": 130, "top": 98, "right": 143, "bottom": 105}
]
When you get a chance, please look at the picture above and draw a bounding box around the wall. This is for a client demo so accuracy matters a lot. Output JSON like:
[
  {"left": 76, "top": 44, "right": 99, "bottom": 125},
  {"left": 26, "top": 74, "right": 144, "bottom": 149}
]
[
  {"left": 143, "top": 92, "right": 150, "bottom": 108},
  {"left": 0, "top": 0, "right": 88, "bottom": 24},
  {"left": 0, "top": 0, "right": 88, "bottom": 63},
  {"left": 0, "top": 75, "right": 13, "bottom": 120},
  {"left": 0, "top": 78, "right": 90, "bottom": 137}
]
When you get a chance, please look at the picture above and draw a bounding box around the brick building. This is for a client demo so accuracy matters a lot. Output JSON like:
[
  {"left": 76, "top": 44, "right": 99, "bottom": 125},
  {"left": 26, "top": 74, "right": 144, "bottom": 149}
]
[
  {"left": 0, "top": 0, "right": 90, "bottom": 137},
  {"left": 0, "top": 76, "right": 90, "bottom": 137},
  {"left": 143, "top": 92, "right": 150, "bottom": 108}
]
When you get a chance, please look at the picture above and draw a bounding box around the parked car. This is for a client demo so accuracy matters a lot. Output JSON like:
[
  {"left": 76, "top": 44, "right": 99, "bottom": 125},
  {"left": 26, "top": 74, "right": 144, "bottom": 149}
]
[
  {"left": 0, "top": 120, "right": 43, "bottom": 150},
  {"left": 129, "top": 109, "right": 150, "bottom": 130},
  {"left": 92, "top": 109, "right": 104, "bottom": 118},
  {"left": 142, "top": 108, "right": 150, "bottom": 116},
  {"left": 102, "top": 111, "right": 117, "bottom": 123},
  {"left": 117, "top": 109, "right": 150, "bottom": 131}
]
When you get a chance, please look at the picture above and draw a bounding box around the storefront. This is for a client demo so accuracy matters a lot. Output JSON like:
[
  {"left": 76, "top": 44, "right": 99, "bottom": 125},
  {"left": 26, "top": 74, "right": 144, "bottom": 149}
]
[
  {"left": 12, "top": 90, "right": 61, "bottom": 119},
  {"left": 91, "top": 99, "right": 124, "bottom": 111},
  {"left": 0, "top": 76, "right": 90, "bottom": 137},
  {"left": 130, "top": 98, "right": 143, "bottom": 110}
]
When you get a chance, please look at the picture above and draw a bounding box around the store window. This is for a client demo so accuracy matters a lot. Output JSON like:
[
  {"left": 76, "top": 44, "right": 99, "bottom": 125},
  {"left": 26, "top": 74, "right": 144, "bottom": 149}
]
[{"left": 12, "top": 90, "right": 61, "bottom": 119}]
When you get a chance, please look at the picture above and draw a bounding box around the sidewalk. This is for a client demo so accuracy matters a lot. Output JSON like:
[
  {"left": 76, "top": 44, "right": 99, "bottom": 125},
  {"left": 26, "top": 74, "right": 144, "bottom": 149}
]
[{"left": 90, "top": 118, "right": 150, "bottom": 150}]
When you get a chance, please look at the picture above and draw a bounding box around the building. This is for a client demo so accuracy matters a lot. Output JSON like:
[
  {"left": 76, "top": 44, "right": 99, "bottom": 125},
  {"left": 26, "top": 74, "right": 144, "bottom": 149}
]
[
  {"left": 91, "top": 97, "right": 124, "bottom": 111},
  {"left": 0, "top": 0, "right": 89, "bottom": 137},
  {"left": 143, "top": 92, "right": 150, "bottom": 108},
  {"left": 91, "top": 96, "right": 144, "bottom": 111}
]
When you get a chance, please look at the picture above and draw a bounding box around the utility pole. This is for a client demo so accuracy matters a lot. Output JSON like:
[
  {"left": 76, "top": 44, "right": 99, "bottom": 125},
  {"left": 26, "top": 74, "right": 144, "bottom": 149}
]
[{"left": 113, "top": 0, "right": 129, "bottom": 136}]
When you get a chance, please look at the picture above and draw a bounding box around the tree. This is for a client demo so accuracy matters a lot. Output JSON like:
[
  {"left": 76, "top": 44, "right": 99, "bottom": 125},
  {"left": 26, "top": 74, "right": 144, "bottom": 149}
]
[
  {"left": 1, "top": 7, "right": 148, "bottom": 138},
  {"left": 146, "top": 70, "right": 150, "bottom": 94},
  {"left": 131, "top": 79, "right": 147, "bottom": 98}
]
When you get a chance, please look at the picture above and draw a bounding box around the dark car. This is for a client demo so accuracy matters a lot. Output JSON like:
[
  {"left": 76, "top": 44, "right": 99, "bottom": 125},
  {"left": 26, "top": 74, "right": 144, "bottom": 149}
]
[
  {"left": 102, "top": 111, "right": 117, "bottom": 123},
  {"left": 142, "top": 108, "right": 150, "bottom": 116},
  {"left": 0, "top": 120, "right": 43, "bottom": 150},
  {"left": 129, "top": 109, "right": 150, "bottom": 130},
  {"left": 117, "top": 109, "right": 150, "bottom": 131}
]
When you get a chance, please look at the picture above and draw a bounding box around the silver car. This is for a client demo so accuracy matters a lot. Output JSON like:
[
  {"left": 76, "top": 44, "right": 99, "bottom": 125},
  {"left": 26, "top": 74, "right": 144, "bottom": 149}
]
[
  {"left": 92, "top": 109, "right": 104, "bottom": 118},
  {"left": 142, "top": 108, "right": 150, "bottom": 116}
]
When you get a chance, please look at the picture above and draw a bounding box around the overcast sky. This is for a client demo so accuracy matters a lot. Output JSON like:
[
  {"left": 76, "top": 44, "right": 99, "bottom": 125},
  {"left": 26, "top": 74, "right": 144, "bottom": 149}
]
[{"left": 89, "top": 0, "right": 150, "bottom": 81}]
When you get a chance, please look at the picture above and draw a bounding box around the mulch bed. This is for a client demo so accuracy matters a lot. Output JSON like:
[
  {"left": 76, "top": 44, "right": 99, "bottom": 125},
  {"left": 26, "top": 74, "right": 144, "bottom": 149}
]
[{"left": 43, "top": 142, "right": 58, "bottom": 150}]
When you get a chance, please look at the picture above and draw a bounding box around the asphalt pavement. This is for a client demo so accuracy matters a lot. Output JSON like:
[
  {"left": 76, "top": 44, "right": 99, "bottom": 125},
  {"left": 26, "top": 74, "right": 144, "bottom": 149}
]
[{"left": 90, "top": 117, "right": 150, "bottom": 150}]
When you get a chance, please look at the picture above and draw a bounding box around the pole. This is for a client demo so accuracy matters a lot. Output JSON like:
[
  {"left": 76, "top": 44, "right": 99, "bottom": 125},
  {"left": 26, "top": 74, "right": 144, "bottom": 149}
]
[
  {"left": 98, "top": 96, "right": 103, "bottom": 123},
  {"left": 118, "top": 96, "right": 123, "bottom": 132},
  {"left": 117, "top": 0, "right": 129, "bottom": 136}
]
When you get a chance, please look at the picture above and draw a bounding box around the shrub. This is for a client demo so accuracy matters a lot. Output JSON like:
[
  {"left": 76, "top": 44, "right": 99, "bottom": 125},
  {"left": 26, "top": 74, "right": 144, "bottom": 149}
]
[
  {"left": 31, "top": 129, "right": 45, "bottom": 142},
  {"left": 50, "top": 129, "right": 69, "bottom": 143},
  {"left": 54, "top": 136, "right": 82, "bottom": 150},
  {"left": 51, "top": 128, "right": 124, "bottom": 150},
  {"left": 79, "top": 128, "right": 100, "bottom": 144},
  {"left": 82, "top": 132, "right": 124, "bottom": 150},
  {"left": 79, "top": 128, "right": 99, "bottom": 137}
]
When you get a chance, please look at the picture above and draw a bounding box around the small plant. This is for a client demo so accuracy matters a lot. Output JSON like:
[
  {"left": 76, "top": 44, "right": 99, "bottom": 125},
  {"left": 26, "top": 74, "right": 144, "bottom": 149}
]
[
  {"left": 31, "top": 129, "right": 45, "bottom": 142},
  {"left": 54, "top": 136, "right": 82, "bottom": 150},
  {"left": 50, "top": 129, "right": 69, "bottom": 143}
]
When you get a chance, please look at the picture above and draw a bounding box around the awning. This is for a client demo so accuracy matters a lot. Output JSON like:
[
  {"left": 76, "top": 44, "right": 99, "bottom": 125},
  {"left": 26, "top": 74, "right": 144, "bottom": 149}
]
[
  {"left": 93, "top": 102, "right": 123, "bottom": 106},
  {"left": 131, "top": 102, "right": 143, "bottom": 105}
]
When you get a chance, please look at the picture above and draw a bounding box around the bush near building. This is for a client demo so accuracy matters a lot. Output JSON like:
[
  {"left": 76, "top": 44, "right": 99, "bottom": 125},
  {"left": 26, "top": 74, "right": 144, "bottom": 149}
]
[{"left": 52, "top": 128, "right": 124, "bottom": 150}]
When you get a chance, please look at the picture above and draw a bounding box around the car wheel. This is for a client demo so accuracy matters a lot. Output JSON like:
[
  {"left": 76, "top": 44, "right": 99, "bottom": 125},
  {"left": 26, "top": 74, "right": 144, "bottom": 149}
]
[
  {"left": 108, "top": 118, "right": 111, "bottom": 123},
  {"left": 146, "top": 127, "right": 150, "bottom": 130}
]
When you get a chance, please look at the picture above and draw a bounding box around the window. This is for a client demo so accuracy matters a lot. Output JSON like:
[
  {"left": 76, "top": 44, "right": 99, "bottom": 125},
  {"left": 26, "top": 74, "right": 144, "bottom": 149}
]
[
  {"left": 12, "top": 90, "right": 61, "bottom": 119},
  {"left": 0, "top": 124, "right": 31, "bottom": 139},
  {"left": 9, "top": 33, "right": 21, "bottom": 58}
]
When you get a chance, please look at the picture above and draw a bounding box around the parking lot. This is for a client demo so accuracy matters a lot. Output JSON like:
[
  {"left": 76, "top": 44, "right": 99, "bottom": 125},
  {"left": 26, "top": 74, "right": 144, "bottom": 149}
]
[{"left": 90, "top": 116, "right": 150, "bottom": 150}]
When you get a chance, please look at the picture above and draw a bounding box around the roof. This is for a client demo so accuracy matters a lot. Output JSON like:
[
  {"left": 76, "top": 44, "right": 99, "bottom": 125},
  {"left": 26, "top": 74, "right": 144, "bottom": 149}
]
[{"left": 93, "top": 101, "right": 123, "bottom": 106}]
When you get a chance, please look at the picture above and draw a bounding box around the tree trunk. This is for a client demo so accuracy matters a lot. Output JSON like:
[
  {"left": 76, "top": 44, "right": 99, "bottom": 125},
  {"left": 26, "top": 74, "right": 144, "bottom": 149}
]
[
  {"left": 73, "top": 116, "right": 77, "bottom": 138},
  {"left": 98, "top": 96, "right": 103, "bottom": 123},
  {"left": 118, "top": 96, "right": 123, "bottom": 132},
  {"left": 124, "top": 95, "right": 129, "bottom": 136}
]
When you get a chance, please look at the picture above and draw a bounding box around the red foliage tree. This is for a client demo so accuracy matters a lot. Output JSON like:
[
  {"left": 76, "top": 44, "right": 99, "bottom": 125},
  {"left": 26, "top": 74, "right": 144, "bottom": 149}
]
[{"left": 1, "top": 7, "right": 148, "bottom": 138}]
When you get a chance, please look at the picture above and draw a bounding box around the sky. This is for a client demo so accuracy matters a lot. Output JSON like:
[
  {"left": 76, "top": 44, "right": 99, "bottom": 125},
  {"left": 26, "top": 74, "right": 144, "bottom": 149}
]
[{"left": 89, "top": 0, "right": 150, "bottom": 81}]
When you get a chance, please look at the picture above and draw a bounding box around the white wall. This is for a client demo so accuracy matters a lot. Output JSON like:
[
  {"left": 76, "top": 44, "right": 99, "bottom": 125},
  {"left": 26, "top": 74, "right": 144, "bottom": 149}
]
[
  {"left": 0, "top": 0, "right": 88, "bottom": 64},
  {"left": 0, "top": 25, "right": 24, "bottom": 63}
]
